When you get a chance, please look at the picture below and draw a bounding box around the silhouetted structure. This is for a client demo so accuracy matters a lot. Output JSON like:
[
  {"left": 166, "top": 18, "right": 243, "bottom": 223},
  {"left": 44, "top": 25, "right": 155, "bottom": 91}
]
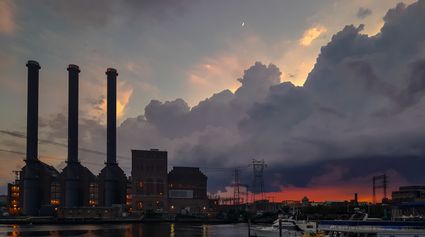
[
  {"left": 168, "top": 167, "right": 207, "bottom": 214},
  {"left": 373, "top": 174, "right": 388, "bottom": 203},
  {"left": 7, "top": 171, "right": 21, "bottom": 215},
  {"left": 131, "top": 149, "right": 168, "bottom": 212},
  {"left": 98, "top": 68, "right": 127, "bottom": 207},
  {"left": 22, "top": 60, "right": 59, "bottom": 216},
  {"left": 10, "top": 62, "right": 131, "bottom": 216},
  {"left": 251, "top": 159, "right": 267, "bottom": 201},
  {"left": 57, "top": 65, "right": 96, "bottom": 208},
  {"left": 392, "top": 186, "right": 425, "bottom": 203}
]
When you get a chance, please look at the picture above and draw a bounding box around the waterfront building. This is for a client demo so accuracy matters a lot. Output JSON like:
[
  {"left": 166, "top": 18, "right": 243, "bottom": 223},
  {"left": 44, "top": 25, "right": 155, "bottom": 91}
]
[
  {"left": 168, "top": 167, "right": 208, "bottom": 214},
  {"left": 7, "top": 175, "right": 21, "bottom": 215},
  {"left": 126, "top": 177, "right": 133, "bottom": 212},
  {"left": 392, "top": 186, "right": 425, "bottom": 203},
  {"left": 131, "top": 149, "right": 168, "bottom": 212},
  {"left": 6, "top": 62, "right": 131, "bottom": 216}
]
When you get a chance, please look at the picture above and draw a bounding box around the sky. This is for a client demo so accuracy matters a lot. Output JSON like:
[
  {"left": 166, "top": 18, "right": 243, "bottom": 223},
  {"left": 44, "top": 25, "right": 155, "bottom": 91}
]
[{"left": 1, "top": 0, "right": 425, "bottom": 202}]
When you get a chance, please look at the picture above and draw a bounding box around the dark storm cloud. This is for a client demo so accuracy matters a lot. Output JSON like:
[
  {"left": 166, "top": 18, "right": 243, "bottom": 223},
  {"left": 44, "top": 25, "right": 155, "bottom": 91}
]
[
  {"left": 356, "top": 7, "right": 372, "bottom": 19},
  {"left": 42, "top": 0, "right": 425, "bottom": 191}
]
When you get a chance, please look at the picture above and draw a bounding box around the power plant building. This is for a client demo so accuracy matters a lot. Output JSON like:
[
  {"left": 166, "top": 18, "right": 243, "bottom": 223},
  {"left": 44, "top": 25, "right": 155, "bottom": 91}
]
[
  {"left": 97, "top": 68, "right": 127, "bottom": 207},
  {"left": 131, "top": 149, "right": 168, "bottom": 212},
  {"left": 22, "top": 61, "right": 60, "bottom": 216},
  {"left": 130, "top": 150, "right": 208, "bottom": 215},
  {"left": 8, "top": 61, "right": 128, "bottom": 216},
  {"left": 57, "top": 64, "right": 97, "bottom": 208},
  {"left": 7, "top": 60, "right": 209, "bottom": 217},
  {"left": 168, "top": 167, "right": 208, "bottom": 214}
]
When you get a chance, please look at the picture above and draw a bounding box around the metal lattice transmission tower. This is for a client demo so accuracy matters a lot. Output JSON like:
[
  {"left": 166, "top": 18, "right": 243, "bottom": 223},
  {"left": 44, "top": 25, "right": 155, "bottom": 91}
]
[
  {"left": 233, "top": 169, "right": 241, "bottom": 206},
  {"left": 251, "top": 159, "right": 267, "bottom": 202},
  {"left": 232, "top": 168, "right": 249, "bottom": 205},
  {"left": 373, "top": 174, "right": 388, "bottom": 203}
]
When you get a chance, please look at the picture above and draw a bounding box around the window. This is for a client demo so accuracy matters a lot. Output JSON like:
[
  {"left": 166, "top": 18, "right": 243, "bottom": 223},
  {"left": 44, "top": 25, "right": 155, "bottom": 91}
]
[
  {"left": 156, "top": 179, "right": 164, "bottom": 195},
  {"left": 50, "top": 182, "right": 60, "bottom": 205},
  {"left": 89, "top": 182, "right": 98, "bottom": 206}
]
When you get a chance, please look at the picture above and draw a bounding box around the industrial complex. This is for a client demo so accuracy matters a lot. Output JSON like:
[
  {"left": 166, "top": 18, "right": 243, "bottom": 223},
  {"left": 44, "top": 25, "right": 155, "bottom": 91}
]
[
  {"left": 4, "top": 61, "right": 425, "bottom": 223},
  {"left": 6, "top": 61, "right": 209, "bottom": 218}
]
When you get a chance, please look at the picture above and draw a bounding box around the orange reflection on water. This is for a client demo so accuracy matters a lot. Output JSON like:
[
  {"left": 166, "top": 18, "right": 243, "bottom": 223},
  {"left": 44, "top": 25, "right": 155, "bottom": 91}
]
[{"left": 170, "top": 223, "right": 175, "bottom": 237}]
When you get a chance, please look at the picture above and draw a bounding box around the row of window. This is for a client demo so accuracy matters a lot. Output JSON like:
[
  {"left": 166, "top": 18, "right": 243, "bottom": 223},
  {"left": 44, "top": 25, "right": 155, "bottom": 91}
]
[
  {"left": 137, "top": 179, "right": 165, "bottom": 195},
  {"left": 49, "top": 182, "right": 99, "bottom": 206},
  {"left": 136, "top": 165, "right": 166, "bottom": 172}
]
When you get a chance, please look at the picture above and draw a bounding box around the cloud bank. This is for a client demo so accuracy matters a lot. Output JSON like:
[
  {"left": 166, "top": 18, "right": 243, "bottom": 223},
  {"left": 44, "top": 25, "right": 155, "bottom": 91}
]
[{"left": 42, "top": 1, "right": 425, "bottom": 196}]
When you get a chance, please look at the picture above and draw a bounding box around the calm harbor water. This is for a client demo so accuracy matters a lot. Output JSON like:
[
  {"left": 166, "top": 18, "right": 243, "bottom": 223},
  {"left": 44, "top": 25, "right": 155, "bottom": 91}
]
[{"left": 0, "top": 223, "right": 251, "bottom": 237}]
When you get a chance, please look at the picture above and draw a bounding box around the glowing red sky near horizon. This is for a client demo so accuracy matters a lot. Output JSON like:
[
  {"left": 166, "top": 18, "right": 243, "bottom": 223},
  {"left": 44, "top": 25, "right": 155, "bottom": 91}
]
[
  {"left": 219, "top": 183, "right": 396, "bottom": 203},
  {"left": 263, "top": 185, "right": 378, "bottom": 203}
]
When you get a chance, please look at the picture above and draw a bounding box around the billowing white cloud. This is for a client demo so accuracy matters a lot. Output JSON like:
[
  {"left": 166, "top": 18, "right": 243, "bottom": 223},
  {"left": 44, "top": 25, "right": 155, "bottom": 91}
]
[{"left": 299, "top": 26, "right": 327, "bottom": 46}]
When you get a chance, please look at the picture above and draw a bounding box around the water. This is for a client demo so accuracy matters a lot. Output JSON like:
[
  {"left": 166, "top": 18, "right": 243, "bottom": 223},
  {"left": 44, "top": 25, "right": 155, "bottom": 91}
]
[{"left": 0, "top": 223, "right": 251, "bottom": 237}]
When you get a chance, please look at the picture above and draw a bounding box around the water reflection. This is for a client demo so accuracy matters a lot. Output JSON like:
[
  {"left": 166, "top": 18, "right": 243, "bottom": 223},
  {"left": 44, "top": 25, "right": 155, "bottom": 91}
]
[
  {"left": 170, "top": 223, "right": 175, "bottom": 237},
  {"left": 0, "top": 223, "right": 250, "bottom": 237},
  {"left": 202, "top": 224, "right": 208, "bottom": 237}
]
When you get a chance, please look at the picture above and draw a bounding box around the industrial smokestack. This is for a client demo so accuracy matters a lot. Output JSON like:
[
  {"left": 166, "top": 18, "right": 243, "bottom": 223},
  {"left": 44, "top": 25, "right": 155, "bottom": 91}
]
[
  {"left": 26, "top": 60, "right": 40, "bottom": 162},
  {"left": 67, "top": 64, "right": 80, "bottom": 164},
  {"left": 23, "top": 60, "right": 41, "bottom": 215},
  {"left": 65, "top": 64, "right": 80, "bottom": 207},
  {"left": 106, "top": 68, "right": 117, "bottom": 165}
]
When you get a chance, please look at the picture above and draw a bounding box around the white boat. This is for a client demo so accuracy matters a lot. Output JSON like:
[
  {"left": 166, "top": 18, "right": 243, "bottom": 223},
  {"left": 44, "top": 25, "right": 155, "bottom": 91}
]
[
  {"left": 319, "top": 211, "right": 425, "bottom": 237},
  {"left": 252, "top": 217, "right": 317, "bottom": 237}
]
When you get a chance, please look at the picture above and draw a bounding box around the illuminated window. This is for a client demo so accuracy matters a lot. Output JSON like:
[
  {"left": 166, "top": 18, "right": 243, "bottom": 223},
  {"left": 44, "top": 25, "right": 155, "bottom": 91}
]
[{"left": 50, "top": 182, "right": 60, "bottom": 205}]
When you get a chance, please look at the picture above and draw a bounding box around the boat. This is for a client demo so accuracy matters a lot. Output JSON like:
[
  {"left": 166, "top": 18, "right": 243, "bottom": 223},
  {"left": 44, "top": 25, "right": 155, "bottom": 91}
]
[
  {"left": 252, "top": 217, "right": 318, "bottom": 237},
  {"left": 319, "top": 211, "right": 425, "bottom": 237}
]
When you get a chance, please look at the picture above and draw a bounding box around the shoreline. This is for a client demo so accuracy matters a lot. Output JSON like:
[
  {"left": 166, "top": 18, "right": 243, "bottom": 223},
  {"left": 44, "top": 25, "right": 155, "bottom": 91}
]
[{"left": 0, "top": 217, "right": 239, "bottom": 225}]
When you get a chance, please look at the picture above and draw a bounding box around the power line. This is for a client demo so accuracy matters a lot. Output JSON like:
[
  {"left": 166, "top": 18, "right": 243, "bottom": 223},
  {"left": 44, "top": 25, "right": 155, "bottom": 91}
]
[
  {"left": 0, "top": 129, "right": 130, "bottom": 160},
  {"left": 0, "top": 129, "right": 254, "bottom": 173}
]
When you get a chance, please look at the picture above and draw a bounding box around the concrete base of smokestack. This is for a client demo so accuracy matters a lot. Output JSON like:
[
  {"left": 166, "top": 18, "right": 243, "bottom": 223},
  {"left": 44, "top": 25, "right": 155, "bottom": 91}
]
[
  {"left": 58, "top": 163, "right": 97, "bottom": 207},
  {"left": 64, "top": 163, "right": 80, "bottom": 207},
  {"left": 98, "top": 164, "right": 127, "bottom": 207},
  {"left": 22, "top": 160, "right": 59, "bottom": 216},
  {"left": 22, "top": 164, "right": 40, "bottom": 215}
]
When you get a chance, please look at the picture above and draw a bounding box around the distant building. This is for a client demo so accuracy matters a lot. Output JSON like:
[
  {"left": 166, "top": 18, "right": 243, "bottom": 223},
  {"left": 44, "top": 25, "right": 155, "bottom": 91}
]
[
  {"left": 168, "top": 167, "right": 208, "bottom": 214},
  {"left": 126, "top": 177, "right": 132, "bottom": 212},
  {"left": 392, "top": 186, "right": 425, "bottom": 203},
  {"left": 7, "top": 171, "right": 21, "bottom": 215},
  {"left": 282, "top": 200, "right": 301, "bottom": 207},
  {"left": 131, "top": 149, "right": 168, "bottom": 212},
  {"left": 302, "top": 196, "right": 310, "bottom": 206}
]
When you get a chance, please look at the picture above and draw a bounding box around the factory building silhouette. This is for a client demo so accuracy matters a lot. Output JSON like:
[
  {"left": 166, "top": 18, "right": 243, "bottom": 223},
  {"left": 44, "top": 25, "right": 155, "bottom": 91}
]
[
  {"left": 9, "top": 60, "right": 208, "bottom": 217},
  {"left": 18, "top": 61, "right": 127, "bottom": 215}
]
